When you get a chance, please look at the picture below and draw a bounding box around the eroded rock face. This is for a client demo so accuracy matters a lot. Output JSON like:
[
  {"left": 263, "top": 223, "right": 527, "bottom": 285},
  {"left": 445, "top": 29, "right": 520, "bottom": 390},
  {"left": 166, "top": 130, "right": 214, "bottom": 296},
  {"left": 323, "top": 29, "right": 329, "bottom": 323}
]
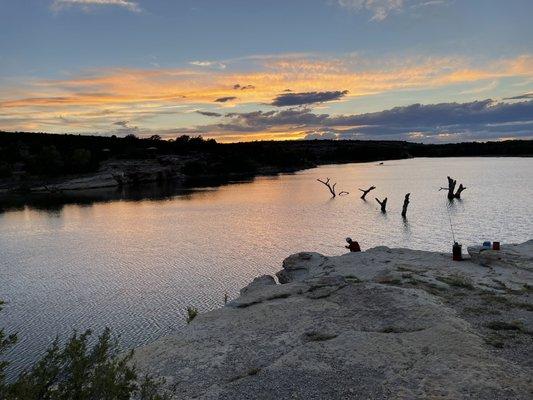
[
  {"left": 276, "top": 252, "right": 327, "bottom": 283},
  {"left": 133, "top": 241, "right": 533, "bottom": 399},
  {"left": 239, "top": 275, "right": 276, "bottom": 296}
]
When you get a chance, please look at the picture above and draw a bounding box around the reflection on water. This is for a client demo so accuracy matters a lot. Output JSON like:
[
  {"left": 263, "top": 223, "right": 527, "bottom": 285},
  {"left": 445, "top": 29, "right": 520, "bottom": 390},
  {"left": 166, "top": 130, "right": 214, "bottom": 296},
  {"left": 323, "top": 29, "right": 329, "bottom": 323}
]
[
  {"left": 0, "top": 178, "right": 255, "bottom": 213},
  {"left": 1, "top": 157, "right": 532, "bottom": 375}
]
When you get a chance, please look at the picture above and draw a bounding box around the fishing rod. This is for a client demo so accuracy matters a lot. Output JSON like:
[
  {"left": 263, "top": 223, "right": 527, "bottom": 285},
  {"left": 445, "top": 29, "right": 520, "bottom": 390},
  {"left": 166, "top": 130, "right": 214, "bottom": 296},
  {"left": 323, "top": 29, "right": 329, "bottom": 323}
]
[
  {"left": 446, "top": 202, "right": 463, "bottom": 261},
  {"left": 445, "top": 203, "right": 456, "bottom": 243}
]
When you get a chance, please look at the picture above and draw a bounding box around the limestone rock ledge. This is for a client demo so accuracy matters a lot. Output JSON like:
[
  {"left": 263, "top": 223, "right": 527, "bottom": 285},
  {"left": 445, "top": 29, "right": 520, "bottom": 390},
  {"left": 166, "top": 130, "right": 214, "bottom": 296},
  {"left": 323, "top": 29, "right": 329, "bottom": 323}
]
[{"left": 133, "top": 241, "right": 533, "bottom": 399}]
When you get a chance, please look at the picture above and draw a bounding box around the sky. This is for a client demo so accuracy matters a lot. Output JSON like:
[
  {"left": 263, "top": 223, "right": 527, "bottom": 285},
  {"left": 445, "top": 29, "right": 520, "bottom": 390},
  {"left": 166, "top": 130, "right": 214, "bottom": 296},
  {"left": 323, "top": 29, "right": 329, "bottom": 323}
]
[{"left": 1, "top": 0, "right": 532, "bottom": 143}]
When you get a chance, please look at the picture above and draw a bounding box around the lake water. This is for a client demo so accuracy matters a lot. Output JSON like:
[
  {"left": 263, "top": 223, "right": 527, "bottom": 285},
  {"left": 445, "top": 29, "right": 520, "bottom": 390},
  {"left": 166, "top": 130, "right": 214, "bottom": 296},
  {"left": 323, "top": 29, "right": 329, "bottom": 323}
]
[{"left": 1, "top": 157, "right": 532, "bottom": 375}]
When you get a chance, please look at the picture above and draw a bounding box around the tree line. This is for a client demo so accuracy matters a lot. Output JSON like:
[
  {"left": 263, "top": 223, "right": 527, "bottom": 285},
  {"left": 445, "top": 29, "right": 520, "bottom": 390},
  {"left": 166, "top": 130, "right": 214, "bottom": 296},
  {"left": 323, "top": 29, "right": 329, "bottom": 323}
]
[{"left": 1, "top": 131, "right": 532, "bottom": 181}]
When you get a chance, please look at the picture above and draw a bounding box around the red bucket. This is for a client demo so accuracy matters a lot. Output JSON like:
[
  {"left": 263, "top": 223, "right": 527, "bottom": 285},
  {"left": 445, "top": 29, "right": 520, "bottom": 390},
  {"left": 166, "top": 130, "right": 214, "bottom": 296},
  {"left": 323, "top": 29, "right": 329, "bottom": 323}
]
[
  {"left": 492, "top": 241, "right": 500, "bottom": 250},
  {"left": 452, "top": 242, "right": 462, "bottom": 261}
]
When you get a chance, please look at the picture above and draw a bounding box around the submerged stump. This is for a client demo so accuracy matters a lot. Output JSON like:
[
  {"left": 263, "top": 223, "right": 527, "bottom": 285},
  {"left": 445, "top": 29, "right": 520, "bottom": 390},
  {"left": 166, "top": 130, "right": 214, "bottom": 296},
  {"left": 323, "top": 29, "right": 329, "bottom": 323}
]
[
  {"left": 401, "top": 193, "right": 410, "bottom": 218},
  {"left": 359, "top": 186, "right": 376, "bottom": 200},
  {"left": 376, "top": 197, "right": 388, "bottom": 213}
]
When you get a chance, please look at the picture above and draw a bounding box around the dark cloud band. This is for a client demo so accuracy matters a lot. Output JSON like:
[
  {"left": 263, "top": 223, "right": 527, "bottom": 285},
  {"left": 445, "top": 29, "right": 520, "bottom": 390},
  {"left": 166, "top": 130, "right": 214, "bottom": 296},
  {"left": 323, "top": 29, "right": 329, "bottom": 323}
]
[
  {"left": 197, "top": 111, "right": 222, "bottom": 117},
  {"left": 504, "top": 93, "right": 533, "bottom": 100},
  {"left": 271, "top": 90, "right": 349, "bottom": 106},
  {"left": 214, "top": 96, "right": 237, "bottom": 103},
  {"left": 182, "top": 99, "right": 533, "bottom": 142}
]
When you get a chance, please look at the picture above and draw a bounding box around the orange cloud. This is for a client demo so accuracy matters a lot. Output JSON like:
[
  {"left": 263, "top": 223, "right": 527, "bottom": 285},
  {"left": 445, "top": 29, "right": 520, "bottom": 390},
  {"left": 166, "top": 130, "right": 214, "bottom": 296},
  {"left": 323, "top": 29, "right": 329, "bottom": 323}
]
[{"left": 1, "top": 54, "right": 532, "bottom": 140}]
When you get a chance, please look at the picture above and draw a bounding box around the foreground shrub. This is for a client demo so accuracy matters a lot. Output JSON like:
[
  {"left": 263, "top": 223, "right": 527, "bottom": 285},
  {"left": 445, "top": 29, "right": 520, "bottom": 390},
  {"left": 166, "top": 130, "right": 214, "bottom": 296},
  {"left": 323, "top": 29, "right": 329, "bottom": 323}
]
[{"left": 1, "top": 302, "right": 168, "bottom": 400}]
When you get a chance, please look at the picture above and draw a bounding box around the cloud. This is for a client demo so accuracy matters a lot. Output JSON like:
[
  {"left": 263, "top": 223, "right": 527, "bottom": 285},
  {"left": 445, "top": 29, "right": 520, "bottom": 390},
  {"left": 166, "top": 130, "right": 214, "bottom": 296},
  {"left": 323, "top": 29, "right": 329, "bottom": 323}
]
[
  {"left": 187, "top": 99, "right": 533, "bottom": 142},
  {"left": 459, "top": 80, "right": 498, "bottom": 95},
  {"left": 3, "top": 54, "right": 530, "bottom": 110},
  {"left": 410, "top": 0, "right": 450, "bottom": 9},
  {"left": 271, "top": 90, "right": 349, "bottom": 106},
  {"left": 113, "top": 120, "right": 129, "bottom": 127},
  {"left": 222, "top": 108, "right": 326, "bottom": 129},
  {"left": 504, "top": 93, "right": 533, "bottom": 100},
  {"left": 336, "top": 0, "right": 449, "bottom": 21},
  {"left": 196, "top": 111, "right": 222, "bottom": 117},
  {"left": 1, "top": 53, "right": 532, "bottom": 139},
  {"left": 51, "top": 0, "right": 141, "bottom": 13},
  {"left": 112, "top": 120, "right": 138, "bottom": 134},
  {"left": 233, "top": 84, "right": 255, "bottom": 90},
  {"left": 190, "top": 61, "right": 227, "bottom": 70},
  {"left": 303, "top": 130, "right": 339, "bottom": 140},
  {"left": 336, "top": 0, "right": 405, "bottom": 21},
  {"left": 214, "top": 96, "right": 237, "bottom": 103}
]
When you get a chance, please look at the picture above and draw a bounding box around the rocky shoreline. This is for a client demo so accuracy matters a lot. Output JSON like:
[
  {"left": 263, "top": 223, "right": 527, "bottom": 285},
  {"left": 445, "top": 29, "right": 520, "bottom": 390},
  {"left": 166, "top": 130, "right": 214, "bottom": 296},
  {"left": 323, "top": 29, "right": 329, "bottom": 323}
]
[
  {"left": 132, "top": 241, "right": 533, "bottom": 399},
  {"left": 0, "top": 155, "right": 306, "bottom": 198},
  {"left": 0, "top": 155, "right": 308, "bottom": 208}
]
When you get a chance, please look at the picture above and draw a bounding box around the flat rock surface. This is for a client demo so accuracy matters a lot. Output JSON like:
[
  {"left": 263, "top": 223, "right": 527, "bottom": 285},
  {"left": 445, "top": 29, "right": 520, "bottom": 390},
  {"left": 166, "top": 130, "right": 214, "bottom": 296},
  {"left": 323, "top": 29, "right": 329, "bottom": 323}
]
[{"left": 133, "top": 241, "right": 533, "bottom": 399}]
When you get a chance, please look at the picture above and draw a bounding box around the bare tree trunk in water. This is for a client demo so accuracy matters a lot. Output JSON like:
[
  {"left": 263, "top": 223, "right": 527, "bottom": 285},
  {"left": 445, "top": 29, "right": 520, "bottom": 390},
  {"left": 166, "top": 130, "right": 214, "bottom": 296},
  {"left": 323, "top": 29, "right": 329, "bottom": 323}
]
[
  {"left": 317, "top": 178, "right": 337, "bottom": 198},
  {"left": 447, "top": 176, "right": 457, "bottom": 200},
  {"left": 376, "top": 197, "right": 388, "bottom": 213},
  {"left": 454, "top": 184, "right": 466, "bottom": 199},
  {"left": 442, "top": 176, "right": 466, "bottom": 199},
  {"left": 401, "top": 193, "right": 410, "bottom": 218},
  {"left": 359, "top": 186, "right": 376, "bottom": 200}
]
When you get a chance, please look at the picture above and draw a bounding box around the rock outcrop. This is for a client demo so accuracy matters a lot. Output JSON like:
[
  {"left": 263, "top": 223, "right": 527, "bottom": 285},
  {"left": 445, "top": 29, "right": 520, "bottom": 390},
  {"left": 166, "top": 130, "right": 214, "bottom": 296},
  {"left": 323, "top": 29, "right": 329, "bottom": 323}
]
[{"left": 133, "top": 241, "right": 533, "bottom": 399}]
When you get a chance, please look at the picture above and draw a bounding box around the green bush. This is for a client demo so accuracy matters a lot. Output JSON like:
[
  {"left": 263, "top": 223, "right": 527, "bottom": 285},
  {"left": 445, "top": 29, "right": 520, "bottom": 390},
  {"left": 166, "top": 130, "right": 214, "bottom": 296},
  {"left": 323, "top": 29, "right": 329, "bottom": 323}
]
[{"left": 0, "top": 302, "right": 168, "bottom": 400}]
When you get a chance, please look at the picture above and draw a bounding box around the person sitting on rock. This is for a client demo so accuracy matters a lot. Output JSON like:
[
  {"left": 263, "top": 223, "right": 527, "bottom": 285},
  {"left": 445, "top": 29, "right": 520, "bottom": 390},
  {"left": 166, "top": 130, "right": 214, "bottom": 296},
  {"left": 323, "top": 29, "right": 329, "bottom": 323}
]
[{"left": 345, "top": 237, "right": 361, "bottom": 252}]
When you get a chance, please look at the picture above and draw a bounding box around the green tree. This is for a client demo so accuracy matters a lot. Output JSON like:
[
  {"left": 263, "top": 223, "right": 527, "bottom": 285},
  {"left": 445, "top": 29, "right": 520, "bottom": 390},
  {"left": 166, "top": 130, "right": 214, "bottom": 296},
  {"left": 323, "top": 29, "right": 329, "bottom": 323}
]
[{"left": 1, "top": 302, "right": 168, "bottom": 400}]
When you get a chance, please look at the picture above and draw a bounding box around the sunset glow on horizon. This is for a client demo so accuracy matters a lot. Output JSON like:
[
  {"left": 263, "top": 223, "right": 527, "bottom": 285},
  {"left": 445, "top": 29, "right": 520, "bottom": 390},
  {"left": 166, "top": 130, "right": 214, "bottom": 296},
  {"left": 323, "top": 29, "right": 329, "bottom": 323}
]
[{"left": 1, "top": 0, "right": 532, "bottom": 143}]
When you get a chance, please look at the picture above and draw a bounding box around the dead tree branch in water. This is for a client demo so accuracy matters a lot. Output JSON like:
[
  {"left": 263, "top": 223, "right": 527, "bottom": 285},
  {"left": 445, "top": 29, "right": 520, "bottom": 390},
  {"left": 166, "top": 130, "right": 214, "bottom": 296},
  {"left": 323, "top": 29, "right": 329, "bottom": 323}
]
[
  {"left": 401, "top": 193, "right": 410, "bottom": 218},
  {"left": 440, "top": 176, "right": 467, "bottom": 199},
  {"left": 317, "top": 178, "right": 337, "bottom": 198},
  {"left": 376, "top": 197, "right": 388, "bottom": 213},
  {"left": 446, "top": 176, "right": 456, "bottom": 199},
  {"left": 454, "top": 183, "right": 466, "bottom": 198},
  {"left": 358, "top": 186, "right": 376, "bottom": 200}
]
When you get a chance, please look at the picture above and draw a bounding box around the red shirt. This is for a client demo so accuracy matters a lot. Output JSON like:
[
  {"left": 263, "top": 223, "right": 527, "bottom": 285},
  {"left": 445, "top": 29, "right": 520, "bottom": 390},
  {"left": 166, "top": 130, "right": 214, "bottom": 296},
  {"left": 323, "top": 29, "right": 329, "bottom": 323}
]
[{"left": 347, "top": 241, "right": 361, "bottom": 252}]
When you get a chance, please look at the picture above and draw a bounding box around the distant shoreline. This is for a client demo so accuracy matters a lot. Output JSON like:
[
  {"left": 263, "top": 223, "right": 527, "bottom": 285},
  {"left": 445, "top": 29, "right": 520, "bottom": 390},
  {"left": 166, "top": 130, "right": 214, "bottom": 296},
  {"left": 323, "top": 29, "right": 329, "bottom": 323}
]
[
  {"left": 1, "top": 132, "right": 532, "bottom": 209},
  {"left": 1, "top": 155, "right": 532, "bottom": 212}
]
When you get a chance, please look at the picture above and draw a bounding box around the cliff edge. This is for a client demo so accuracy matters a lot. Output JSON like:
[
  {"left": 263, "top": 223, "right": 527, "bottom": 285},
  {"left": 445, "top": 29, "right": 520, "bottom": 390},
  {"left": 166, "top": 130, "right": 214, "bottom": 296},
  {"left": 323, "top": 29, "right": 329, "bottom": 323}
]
[{"left": 133, "top": 241, "right": 533, "bottom": 399}]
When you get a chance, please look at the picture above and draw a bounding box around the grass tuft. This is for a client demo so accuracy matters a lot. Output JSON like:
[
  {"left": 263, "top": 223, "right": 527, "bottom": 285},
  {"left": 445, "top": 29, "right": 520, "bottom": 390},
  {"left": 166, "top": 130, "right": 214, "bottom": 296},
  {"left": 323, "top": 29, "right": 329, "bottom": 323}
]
[
  {"left": 186, "top": 307, "right": 198, "bottom": 324},
  {"left": 436, "top": 275, "right": 474, "bottom": 289},
  {"left": 345, "top": 275, "right": 361, "bottom": 283},
  {"left": 376, "top": 276, "right": 402, "bottom": 285},
  {"left": 484, "top": 320, "right": 524, "bottom": 332},
  {"left": 302, "top": 331, "right": 338, "bottom": 342}
]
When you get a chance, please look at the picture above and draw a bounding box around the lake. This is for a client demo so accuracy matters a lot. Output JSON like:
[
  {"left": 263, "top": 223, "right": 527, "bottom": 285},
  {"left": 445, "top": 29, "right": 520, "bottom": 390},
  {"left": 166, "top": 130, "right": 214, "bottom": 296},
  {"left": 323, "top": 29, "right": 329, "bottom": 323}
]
[{"left": 1, "top": 157, "right": 532, "bottom": 375}]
